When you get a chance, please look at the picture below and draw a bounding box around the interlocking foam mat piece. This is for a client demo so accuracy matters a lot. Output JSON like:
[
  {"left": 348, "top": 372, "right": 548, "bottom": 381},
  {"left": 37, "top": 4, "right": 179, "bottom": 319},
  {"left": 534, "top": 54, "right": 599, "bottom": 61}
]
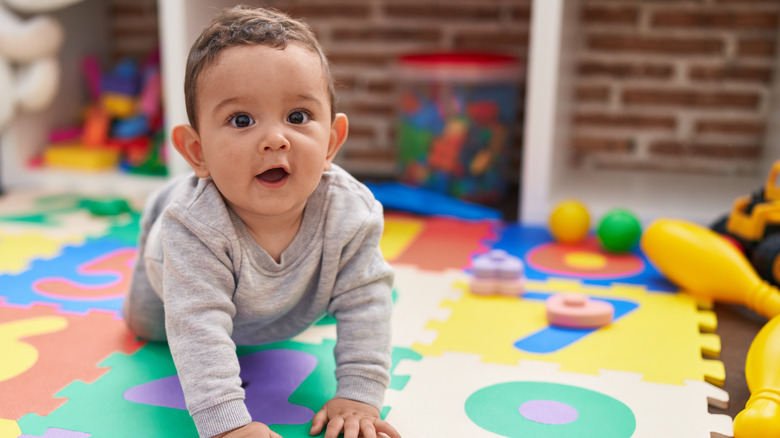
[{"left": 0, "top": 193, "right": 733, "bottom": 437}]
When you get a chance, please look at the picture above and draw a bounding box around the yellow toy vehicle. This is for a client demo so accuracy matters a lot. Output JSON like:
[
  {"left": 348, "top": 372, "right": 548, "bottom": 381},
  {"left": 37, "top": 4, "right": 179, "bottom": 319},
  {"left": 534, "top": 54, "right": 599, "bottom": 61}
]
[{"left": 712, "top": 160, "right": 780, "bottom": 286}]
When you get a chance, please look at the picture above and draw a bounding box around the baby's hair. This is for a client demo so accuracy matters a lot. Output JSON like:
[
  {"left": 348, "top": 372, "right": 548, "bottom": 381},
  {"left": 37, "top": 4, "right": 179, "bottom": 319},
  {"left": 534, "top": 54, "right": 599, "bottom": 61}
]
[{"left": 184, "top": 5, "right": 336, "bottom": 130}]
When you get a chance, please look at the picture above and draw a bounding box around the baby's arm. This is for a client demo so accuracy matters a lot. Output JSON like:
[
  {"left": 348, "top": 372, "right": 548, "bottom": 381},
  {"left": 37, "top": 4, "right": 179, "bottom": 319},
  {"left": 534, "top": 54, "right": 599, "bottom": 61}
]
[
  {"left": 212, "top": 422, "right": 281, "bottom": 438},
  {"left": 160, "top": 211, "right": 251, "bottom": 437},
  {"left": 309, "top": 398, "right": 400, "bottom": 438},
  {"left": 323, "top": 200, "right": 398, "bottom": 435}
]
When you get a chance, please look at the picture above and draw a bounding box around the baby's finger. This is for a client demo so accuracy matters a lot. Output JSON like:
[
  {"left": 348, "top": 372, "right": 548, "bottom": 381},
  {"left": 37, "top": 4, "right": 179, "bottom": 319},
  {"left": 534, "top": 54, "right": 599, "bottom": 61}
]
[
  {"left": 343, "top": 418, "right": 361, "bottom": 438},
  {"left": 359, "top": 418, "right": 377, "bottom": 438},
  {"left": 309, "top": 408, "right": 328, "bottom": 435},
  {"left": 374, "top": 419, "right": 401, "bottom": 438},
  {"left": 323, "top": 416, "right": 345, "bottom": 438}
]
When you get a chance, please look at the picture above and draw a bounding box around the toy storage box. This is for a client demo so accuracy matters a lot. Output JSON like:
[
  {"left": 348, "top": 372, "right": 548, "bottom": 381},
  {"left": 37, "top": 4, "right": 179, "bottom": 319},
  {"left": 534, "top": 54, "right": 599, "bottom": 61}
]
[{"left": 395, "top": 53, "right": 523, "bottom": 204}]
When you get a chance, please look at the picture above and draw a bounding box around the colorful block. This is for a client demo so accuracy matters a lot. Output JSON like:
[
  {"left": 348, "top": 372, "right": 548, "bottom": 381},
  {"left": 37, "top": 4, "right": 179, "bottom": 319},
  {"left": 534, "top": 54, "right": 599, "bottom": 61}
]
[
  {"left": 100, "top": 94, "right": 135, "bottom": 118},
  {"left": 470, "top": 249, "right": 525, "bottom": 296},
  {"left": 100, "top": 75, "right": 137, "bottom": 96},
  {"left": 43, "top": 145, "right": 120, "bottom": 172},
  {"left": 81, "top": 106, "right": 110, "bottom": 147},
  {"left": 112, "top": 115, "right": 149, "bottom": 139},
  {"left": 136, "top": 69, "right": 161, "bottom": 120}
]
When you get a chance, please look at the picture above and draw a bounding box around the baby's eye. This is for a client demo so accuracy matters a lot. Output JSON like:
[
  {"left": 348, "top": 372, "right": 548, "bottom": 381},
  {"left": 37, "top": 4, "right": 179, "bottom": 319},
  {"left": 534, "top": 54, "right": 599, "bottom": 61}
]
[
  {"left": 229, "top": 114, "right": 255, "bottom": 128},
  {"left": 287, "top": 111, "right": 310, "bottom": 125}
]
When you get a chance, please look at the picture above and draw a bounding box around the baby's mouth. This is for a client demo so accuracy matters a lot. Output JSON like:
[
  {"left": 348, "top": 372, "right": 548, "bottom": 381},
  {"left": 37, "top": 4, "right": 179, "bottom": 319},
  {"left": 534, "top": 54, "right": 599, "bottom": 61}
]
[{"left": 257, "top": 167, "right": 288, "bottom": 183}]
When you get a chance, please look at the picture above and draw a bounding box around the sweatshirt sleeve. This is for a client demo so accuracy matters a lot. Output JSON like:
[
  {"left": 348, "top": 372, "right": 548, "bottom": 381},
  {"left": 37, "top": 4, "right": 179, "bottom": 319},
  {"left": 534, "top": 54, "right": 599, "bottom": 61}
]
[
  {"left": 327, "top": 199, "right": 394, "bottom": 410},
  {"left": 159, "top": 207, "right": 251, "bottom": 438}
]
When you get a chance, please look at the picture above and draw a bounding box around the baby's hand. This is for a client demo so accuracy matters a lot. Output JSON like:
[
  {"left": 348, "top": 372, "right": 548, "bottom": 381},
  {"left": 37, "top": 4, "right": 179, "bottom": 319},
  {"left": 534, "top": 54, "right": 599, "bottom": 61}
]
[
  {"left": 309, "top": 398, "right": 401, "bottom": 438},
  {"left": 212, "top": 421, "right": 282, "bottom": 438}
]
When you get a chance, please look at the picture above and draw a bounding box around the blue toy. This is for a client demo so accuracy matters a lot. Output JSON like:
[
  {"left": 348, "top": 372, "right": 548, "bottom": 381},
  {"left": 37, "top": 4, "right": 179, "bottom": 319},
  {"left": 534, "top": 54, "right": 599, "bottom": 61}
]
[{"left": 365, "top": 181, "right": 501, "bottom": 221}]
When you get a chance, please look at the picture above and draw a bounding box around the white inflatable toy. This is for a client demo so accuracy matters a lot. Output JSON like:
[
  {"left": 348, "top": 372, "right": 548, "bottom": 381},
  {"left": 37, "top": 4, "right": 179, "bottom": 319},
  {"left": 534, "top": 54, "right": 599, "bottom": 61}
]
[{"left": 0, "top": 0, "right": 84, "bottom": 130}]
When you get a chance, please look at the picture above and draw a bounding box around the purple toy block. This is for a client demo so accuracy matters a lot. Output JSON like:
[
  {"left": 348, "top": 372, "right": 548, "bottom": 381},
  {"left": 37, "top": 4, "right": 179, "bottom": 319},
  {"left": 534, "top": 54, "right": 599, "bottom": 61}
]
[
  {"left": 100, "top": 74, "right": 138, "bottom": 96},
  {"left": 470, "top": 249, "right": 525, "bottom": 296},
  {"left": 472, "top": 249, "right": 524, "bottom": 280}
]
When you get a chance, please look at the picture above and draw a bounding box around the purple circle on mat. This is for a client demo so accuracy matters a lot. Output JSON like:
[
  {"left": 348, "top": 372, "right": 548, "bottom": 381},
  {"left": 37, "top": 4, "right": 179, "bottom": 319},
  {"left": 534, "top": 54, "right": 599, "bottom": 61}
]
[{"left": 518, "top": 399, "right": 579, "bottom": 425}]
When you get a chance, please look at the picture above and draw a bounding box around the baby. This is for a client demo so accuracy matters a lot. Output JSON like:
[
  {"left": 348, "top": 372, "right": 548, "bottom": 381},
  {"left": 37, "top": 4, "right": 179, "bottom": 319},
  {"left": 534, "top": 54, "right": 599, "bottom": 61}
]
[{"left": 123, "top": 6, "right": 399, "bottom": 438}]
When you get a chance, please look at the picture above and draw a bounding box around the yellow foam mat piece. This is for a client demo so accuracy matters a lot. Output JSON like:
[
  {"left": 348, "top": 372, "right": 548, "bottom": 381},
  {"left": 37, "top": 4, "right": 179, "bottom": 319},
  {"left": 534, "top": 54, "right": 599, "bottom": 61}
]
[
  {"left": 380, "top": 216, "right": 424, "bottom": 261},
  {"left": 702, "top": 358, "right": 726, "bottom": 386},
  {"left": 698, "top": 309, "right": 718, "bottom": 332},
  {"left": 414, "top": 278, "right": 725, "bottom": 386},
  {"left": 0, "top": 231, "right": 82, "bottom": 275},
  {"left": 0, "top": 419, "right": 20, "bottom": 438},
  {"left": 0, "top": 316, "right": 68, "bottom": 382},
  {"left": 699, "top": 332, "right": 722, "bottom": 358}
]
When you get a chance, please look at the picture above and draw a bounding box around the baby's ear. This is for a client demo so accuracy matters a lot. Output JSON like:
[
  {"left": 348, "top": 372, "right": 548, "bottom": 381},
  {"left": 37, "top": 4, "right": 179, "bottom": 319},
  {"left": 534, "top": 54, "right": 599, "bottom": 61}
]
[
  {"left": 172, "top": 124, "right": 209, "bottom": 177},
  {"left": 324, "top": 113, "right": 348, "bottom": 171}
]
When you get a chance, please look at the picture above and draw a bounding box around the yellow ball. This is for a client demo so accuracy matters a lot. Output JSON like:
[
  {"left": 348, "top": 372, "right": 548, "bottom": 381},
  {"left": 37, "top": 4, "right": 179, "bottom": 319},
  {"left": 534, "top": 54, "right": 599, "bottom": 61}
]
[{"left": 549, "top": 200, "right": 591, "bottom": 244}]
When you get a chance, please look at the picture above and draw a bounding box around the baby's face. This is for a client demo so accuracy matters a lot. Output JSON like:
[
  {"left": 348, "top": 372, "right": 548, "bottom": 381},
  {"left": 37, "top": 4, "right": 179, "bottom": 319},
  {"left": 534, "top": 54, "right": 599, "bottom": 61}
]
[{"left": 194, "top": 43, "right": 336, "bottom": 222}]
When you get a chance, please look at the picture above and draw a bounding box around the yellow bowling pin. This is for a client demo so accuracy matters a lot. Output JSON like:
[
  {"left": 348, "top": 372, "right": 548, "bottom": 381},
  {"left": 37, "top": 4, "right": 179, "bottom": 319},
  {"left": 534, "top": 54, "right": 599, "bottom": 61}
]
[
  {"left": 734, "top": 315, "right": 780, "bottom": 438},
  {"left": 642, "top": 219, "right": 780, "bottom": 319}
]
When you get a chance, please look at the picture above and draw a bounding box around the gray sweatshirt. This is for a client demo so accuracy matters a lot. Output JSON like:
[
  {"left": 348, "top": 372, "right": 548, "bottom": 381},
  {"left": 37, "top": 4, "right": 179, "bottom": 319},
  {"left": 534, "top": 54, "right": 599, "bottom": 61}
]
[{"left": 123, "top": 165, "right": 393, "bottom": 437}]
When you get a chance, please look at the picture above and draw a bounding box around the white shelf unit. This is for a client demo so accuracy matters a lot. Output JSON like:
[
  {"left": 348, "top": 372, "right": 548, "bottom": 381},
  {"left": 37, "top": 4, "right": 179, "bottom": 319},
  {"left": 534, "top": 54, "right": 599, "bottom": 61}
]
[
  {"left": 157, "top": 0, "right": 241, "bottom": 178},
  {"left": 22, "top": 167, "right": 168, "bottom": 197},
  {"left": 521, "top": 0, "right": 780, "bottom": 226},
  {"left": 5, "top": 0, "right": 779, "bottom": 224}
]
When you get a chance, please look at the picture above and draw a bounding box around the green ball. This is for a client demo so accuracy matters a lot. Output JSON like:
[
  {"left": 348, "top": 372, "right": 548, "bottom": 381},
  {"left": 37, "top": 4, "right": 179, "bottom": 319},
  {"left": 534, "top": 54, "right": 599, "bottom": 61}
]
[{"left": 597, "top": 208, "right": 642, "bottom": 253}]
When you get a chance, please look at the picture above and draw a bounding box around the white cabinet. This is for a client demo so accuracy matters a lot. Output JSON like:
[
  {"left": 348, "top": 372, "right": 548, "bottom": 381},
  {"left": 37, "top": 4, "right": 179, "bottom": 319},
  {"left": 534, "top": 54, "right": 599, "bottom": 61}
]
[{"left": 520, "top": 0, "right": 779, "bottom": 226}]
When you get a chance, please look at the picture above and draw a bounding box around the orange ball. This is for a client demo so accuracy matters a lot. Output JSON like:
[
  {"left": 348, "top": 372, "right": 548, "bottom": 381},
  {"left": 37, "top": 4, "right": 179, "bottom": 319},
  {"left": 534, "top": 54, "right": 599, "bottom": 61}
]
[{"left": 549, "top": 200, "right": 591, "bottom": 244}]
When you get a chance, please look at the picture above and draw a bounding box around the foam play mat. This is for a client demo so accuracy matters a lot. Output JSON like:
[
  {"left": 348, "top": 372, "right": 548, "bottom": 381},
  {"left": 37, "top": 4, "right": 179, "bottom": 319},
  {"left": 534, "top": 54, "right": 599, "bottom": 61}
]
[{"left": 0, "top": 191, "right": 733, "bottom": 437}]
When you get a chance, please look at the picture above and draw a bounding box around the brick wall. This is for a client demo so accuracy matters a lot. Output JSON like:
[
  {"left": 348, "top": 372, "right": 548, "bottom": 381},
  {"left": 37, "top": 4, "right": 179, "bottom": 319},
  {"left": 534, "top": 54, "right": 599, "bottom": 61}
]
[
  {"left": 108, "top": 0, "right": 530, "bottom": 180},
  {"left": 573, "top": 0, "right": 780, "bottom": 175},
  {"left": 263, "top": 0, "right": 530, "bottom": 179},
  {"left": 108, "top": 0, "right": 780, "bottom": 179},
  {"left": 109, "top": 0, "right": 159, "bottom": 61}
]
